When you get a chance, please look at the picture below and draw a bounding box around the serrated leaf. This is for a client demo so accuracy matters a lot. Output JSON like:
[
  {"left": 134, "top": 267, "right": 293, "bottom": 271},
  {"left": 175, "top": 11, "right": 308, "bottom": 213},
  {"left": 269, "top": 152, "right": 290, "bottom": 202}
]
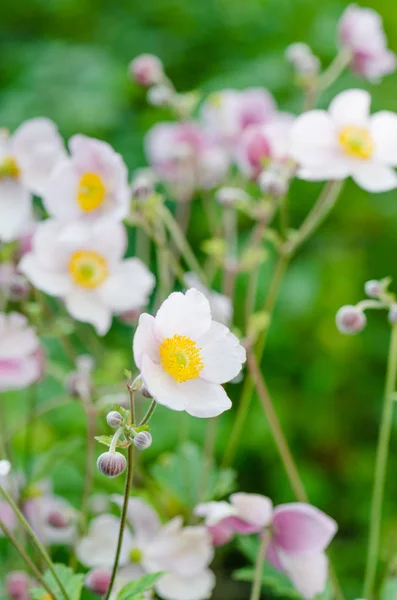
[
  {"left": 116, "top": 572, "right": 164, "bottom": 600},
  {"left": 31, "top": 564, "right": 84, "bottom": 600}
]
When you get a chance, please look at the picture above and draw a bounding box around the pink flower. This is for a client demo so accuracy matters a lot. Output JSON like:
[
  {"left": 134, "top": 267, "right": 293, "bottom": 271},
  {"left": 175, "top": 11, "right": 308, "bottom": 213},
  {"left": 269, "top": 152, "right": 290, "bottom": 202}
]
[
  {"left": 6, "top": 572, "right": 31, "bottom": 600},
  {"left": 23, "top": 489, "right": 77, "bottom": 546},
  {"left": 338, "top": 4, "right": 396, "bottom": 81},
  {"left": 0, "top": 312, "right": 42, "bottom": 391},
  {"left": 129, "top": 54, "right": 164, "bottom": 87}
]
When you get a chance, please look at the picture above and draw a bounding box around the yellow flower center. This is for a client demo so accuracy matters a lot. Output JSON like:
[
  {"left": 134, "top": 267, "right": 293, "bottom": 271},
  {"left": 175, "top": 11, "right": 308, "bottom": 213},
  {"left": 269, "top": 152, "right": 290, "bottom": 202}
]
[
  {"left": 129, "top": 547, "right": 143, "bottom": 563},
  {"left": 159, "top": 334, "right": 204, "bottom": 383},
  {"left": 41, "top": 594, "right": 53, "bottom": 600},
  {"left": 0, "top": 156, "right": 20, "bottom": 179},
  {"left": 77, "top": 172, "right": 106, "bottom": 212},
  {"left": 338, "top": 125, "right": 373, "bottom": 159},
  {"left": 69, "top": 250, "right": 108, "bottom": 288}
]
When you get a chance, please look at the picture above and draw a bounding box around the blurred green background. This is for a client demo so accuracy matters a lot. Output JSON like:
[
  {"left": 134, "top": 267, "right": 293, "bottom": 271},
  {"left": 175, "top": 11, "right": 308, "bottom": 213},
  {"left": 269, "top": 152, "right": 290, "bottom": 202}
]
[{"left": 2, "top": 0, "right": 397, "bottom": 597}]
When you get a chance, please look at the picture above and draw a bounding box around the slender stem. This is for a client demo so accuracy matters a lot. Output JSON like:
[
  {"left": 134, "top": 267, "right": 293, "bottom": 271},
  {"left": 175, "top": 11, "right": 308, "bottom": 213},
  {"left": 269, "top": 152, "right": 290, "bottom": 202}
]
[
  {"left": 223, "top": 206, "right": 238, "bottom": 301},
  {"left": 80, "top": 400, "right": 96, "bottom": 533},
  {"left": 197, "top": 417, "right": 218, "bottom": 505},
  {"left": 0, "top": 518, "right": 55, "bottom": 598},
  {"left": 363, "top": 324, "right": 397, "bottom": 598},
  {"left": 135, "top": 226, "right": 151, "bottom": 266},
  {"left": 0, "top": 484, "right": 70, "bottom": 600},
  {"left": 249, "top": 529, "right": 271, "bottom": 600},
  {"left": 317, "top": 49, "right": 352, "bottom": 92},
  {"left": 139, "top": 399, "right": 158, "bottom": 426}
]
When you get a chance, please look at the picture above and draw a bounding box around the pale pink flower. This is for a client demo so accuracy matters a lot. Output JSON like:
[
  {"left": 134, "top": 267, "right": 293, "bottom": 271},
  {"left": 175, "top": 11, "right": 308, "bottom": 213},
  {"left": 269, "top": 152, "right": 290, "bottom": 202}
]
[
  {"left": 291, "top": 89, "right": 397, "bottom": 192},
  {"left": 43, "top": 135, "right": 130, "bottom": 239},
  {"left": 133, "top": 288, "right": 246, "bottom": 418},
  {"left": 0, "top": 119, "right": 65, "bottom": 242},
  {"left": 129, "top": 54, "right": 164, "bottom": 87},
  {"left": 338, "top": 4, "right": 396, "bottom": 81},
  {"left": 20, "top": 220, "right": 155, "bottom": 335},
  {"left": 24, "top": 491, "right": 77, "bottom": 546},
  {"left": 0, "top": 312, "right": 42, "bottom": 391},
  {"left": 6, "top": 572, "right": 31, "bottom": 600},
  {"left": 77, "top": 497, "right": 215, "bottom": 600}
]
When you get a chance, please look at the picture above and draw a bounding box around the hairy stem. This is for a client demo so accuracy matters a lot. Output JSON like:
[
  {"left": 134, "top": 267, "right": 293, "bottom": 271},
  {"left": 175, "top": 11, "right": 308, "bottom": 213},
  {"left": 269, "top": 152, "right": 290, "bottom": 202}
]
[{"left": 139, "top": 399, "right": 157, "bottom": 426}]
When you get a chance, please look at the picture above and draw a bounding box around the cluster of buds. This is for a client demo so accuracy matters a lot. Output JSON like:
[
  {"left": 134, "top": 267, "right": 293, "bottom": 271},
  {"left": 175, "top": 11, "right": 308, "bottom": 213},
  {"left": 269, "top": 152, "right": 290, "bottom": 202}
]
[{"left": 336, "top": 277, "right": 397, "bottom": 335}]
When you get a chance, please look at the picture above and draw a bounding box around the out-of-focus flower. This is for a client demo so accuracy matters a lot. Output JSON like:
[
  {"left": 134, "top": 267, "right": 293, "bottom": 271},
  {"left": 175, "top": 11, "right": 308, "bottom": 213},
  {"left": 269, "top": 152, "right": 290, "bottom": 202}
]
[
  {"left": 20, "top": 221, "right": 155, "bottom": 335},
  {"left": 258, "top": 162, "right": 292, "bottom": 198},
  {"left": 215, "top": 186, "right": 250, "bottom": 209},
  {"left": 0, "top": 119, "right": 65, "bottom": 242},
  {"left": 291, "top": 89, "right": 397, "bottom": 192},
  {"left": 23, "top": 488, "right": 77, "bottom": 546},
  {"left": 0, "top": 263, "right": 30, "bottom": 302},
  {"left": 285, "top": 43, "right": 320, "bottom": 77},
  {"left": 129, "top": 54, "right": 164, "bottom": 87},
  {"left": 145, "top": 122, "right": 229, "bottom": 201},
  {"left": 338, "top": 4, "right": 396, "bottom": 81},
  {"left": 0, "top": 462, "right": 19, "bottom": 536},
  {"left": 6, "top": 572, "right": 31, "bottom": 600},
  {"left": 364, "top": 279, "right": 382, "bottom": 298},
  {"left": 85, "top": 568, "right": 112, "bottom": 596},
  {"left": 66, "top": 354, "right": 95, "bottom": 399},
  {"left": 133, "top": 288, "right": 245, "bottom": 417},
  {"left": 196, "top": 494, "right": 337, "bottom": 600},
  {"left": 131, "top": 168, "right": 156, "bottom": 202},
  {"left": 43, "top": 135, "right": 130, "bottom": 240},
  {"left": 184, "top": 273, "right": 232, "bottom": 326},
  {"left": 77, "top": 498, "right": 215, "bottom": 600},
  {"left": 147, "top": 84, "right": 173, "bottom": 107},
  {"left": 0, "top": 312, "right": 42, "bottom": 391},
  {"left": 336, "top": 305, "right": 367, "bottom": 334}
]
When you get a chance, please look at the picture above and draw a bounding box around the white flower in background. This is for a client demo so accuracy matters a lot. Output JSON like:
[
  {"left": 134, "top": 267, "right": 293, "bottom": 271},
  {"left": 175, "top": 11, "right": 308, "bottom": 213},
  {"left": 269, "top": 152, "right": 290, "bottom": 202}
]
[
  {"left": 43, "top": 134, "right": 130, "bottom": 239},
  {"left": 184, "top": 273, "right": 232, "bottom": 326},
  {"left": 24, "top": 491, "right": 77, "bottom": 546},
  {"left": 0, "top": 312, "right": 42, "bottom": 391},
  {"left": 133, "top": 288, "right": 246, "bottom": 418},
  {"left": 291, "top": 89, "right": 397, "bottom": 192},
  {"left": 338, "top": 4, "right": 396, "bottom": 81},
  {"left": 0, "top": 119, "right": 65, "bottom": 242},
  {"left": 20, "top": 221, "right": 155, "bottom": 335},
  {"left": 77, "top": 498, "right": 215, "bottom": 600}
]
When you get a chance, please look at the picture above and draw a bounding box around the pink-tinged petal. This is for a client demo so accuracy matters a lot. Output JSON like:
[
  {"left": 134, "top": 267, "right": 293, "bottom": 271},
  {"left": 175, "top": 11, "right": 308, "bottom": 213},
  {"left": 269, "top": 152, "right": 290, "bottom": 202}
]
[
  {"left": 0, "top": 501, "right": 17, "bottom": 533},
  {"left": 370, "top": 111, "right": 397, "bottom": 166},
  {"left": 230, "top": 493, "right": 273, "bottom": 529},
  {"left": 42, "top": 161, "right": 80, "bottom": 219},
  {"left": 0, "top": 356, "right": 41, "bottom": 391},
  {"left": 155, "top": 569, "right": 216, "bottom": 600},
  {"left": 133, "top": 314, "right": 159, "bottom": 370},
  {"left": 221, "top": 516, "right": 265, "bottom": 534},
  {"left": 277, "top": 550, "right": 329, "bottom": 600},
  {"left": 98, "top": 259, "right": 155, "bottom": 312},
  {"left": 273, "top": 503, "right": 337, "bottom": 553},
  {"left": 198, "top": 322, "right": 246, "bottom": 384},
  {"left": 0, "top": 180, "right": 32, "bottom": 243},
  {"left": 208, "top": 522, "right": 235, "bottom": 546},
  {"left": 155, "top": 526, "right": 214, "bottom": 577},
  {"left": 140, "top": 355, "right": 187, "bottom": 411},
  {"left": 290, "top": 111, "right": 340, "bottom": 168},
  {"left": 266, "top": 540, "right": 283, "bottom": 570},
  {"left": 111, "top": 495, "right": 161, "bottom": 542},
  {"left": 155, "top": 288, "right": 212, "bottom": 341},
  {"left": 65, "top": 289, "right": 111, "bottom": 335},
  {"left": 76, "top": 515, "right": 134, "bottom": 569},
  {"left": 329, "top": 89, "right": 371, "bottom": 128},
  {"left": 19, "top": 255, "right": 70, "bottom": 297},
  {"left": 194, "top": 501, "right": 237, "bottom": 526},
  {"left": 351, "top": 161, "right": 397, "bottom": 192},
  {"left": 184, "top": 378, "right": 232, "bottom": 418},
  {"left": 0, "top": 312, "right": 38, "bottom": 358}
]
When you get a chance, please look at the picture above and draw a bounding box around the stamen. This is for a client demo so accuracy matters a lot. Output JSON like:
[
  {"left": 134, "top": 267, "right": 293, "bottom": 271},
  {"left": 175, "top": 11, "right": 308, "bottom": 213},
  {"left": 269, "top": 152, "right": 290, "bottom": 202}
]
[
  {"left": 69, "top": 250, "right": 108, "bottom": 288},
  {"left": 77, "top": 172, "right": 106, "bottom": 212},
  {"left": 159, "top": 334, "right": 204, "bottom": 383},
  {"left": 338, "top": 125, "right": 373, "bottom": 159}
]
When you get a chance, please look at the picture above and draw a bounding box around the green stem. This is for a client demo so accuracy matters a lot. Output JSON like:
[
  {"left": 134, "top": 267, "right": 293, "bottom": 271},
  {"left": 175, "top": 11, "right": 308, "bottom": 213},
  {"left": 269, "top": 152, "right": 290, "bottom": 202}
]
[
  {"left": 317, "top": 49, "right": 352, "bottom": 92},
  {"left": 223, "top": 205, "right": 238, "bottom": 301},
  {"left": 363, "top": 324, "right": 397, "bottom": 598},
  {"left": 139, "top": 399, "right": 157, "bottom": 426},
  {"left": 0, "top": 484, "right": 70, "bottom": 600},
  {"left": 249, "top": 529, "right": 271, "bottom": 600}
]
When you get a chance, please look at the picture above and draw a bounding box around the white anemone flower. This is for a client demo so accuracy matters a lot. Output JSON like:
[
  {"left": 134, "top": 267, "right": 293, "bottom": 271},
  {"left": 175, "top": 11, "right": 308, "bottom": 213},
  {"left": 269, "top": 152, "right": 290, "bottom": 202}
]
[
  {"left": 291, "top": 89, "right": 397, "bottom": 192},
  {"left": 0, "top": 119, "right": 65, "bottom": 242},
  {"left": 19, "top": 220, "right": 155, "bottom": 335},
  {"left": 43, "top": 134, "right": 130, "bottom": 239},
  {"left": 184, "top": 272, "right": 232, "bottom": 326},
  {"left": 76, "top": 497, "right": 215, "bottom": 600},
  {"left": 133, "top": 288, "right": 246, "bottom": 418}
]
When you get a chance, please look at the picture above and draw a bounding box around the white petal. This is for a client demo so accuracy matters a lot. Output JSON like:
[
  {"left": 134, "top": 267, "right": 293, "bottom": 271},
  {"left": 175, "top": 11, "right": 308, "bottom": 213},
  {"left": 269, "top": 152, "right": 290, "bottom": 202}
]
[
  {"left": 65, "top": 288, "right": 112, "bottom": 335},
  {"left": 351, "top": 161, "right": 397, "bottom": 192},
  {"left": 194, "top": 501, "right": 237, "bottom": 526},
  {"left": 133, "top": 314, "right": 160, "bottom": 370},
  {"left": 155, "top": 289, "right": 212, "bottom": 341},
  {"left": 155, "top": 569, "right": 216, "bottom": 600},
  {"left": 0, "top": 312, "right": 39, "bottom": 358},
  {"left": 163, "top": 526, "right": 214, "bottom": 577},
  {"left": 76, "top": 515, "right": 134, "bottom": 568},
  {"left": 0, "top": 180, "right": 32, "bottom": 243},
  {"left": 230, "top": 493, "right": 273, "bottom": 528},
  {"left": 98, "top": 259, "right": 155, "bottom": 312},
  {"left": 42, "top": 161, "right": 80, "bottom": 219},
  {"left": 278, "top": 550, "right": 329, "bottom": 600},
  {"left": 297, "top": 161, "right": 350, "bottom": 181},
  {"left": 290, "top": 111, "right": 339, "bottom": 168},
  {"left": 111, "top": 496, "right": 161, "bottom": 542},
  {"left": 197, "top": 321, "right": 246, "bottom": 384},
  {"left": 329, "top": 89, "right": 371, "bottom": 127},
  {"left": 370, "top": 111, "right": 397, "bottom": 166},
  {"left": 27, "top": 219, "right": 69, "bottom": 271},
  {"left": 19, "top": 255, "right": 70, "bottom": 296},
  {"left": 140, "top": 355, "right": 187, "bottom": 411},
  {"left": 184, "top": 378, "right": 232, "bottom": 418}
]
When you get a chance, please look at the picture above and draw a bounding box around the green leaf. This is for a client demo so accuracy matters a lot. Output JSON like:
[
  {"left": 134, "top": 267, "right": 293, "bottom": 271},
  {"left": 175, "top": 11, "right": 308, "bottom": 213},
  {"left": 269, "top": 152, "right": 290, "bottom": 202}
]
[
  {"left": 116, "top": 572, "right": 165, "bottom": 600},
  {"left": 30, "top": 439, "right": 82, "bottom": 482},
  {"left": 95, "top": 435, "right": 130, "bottom": 449},
  {"left": 31, "top": 564, "right": 84, "bottom": 600},
  {"left": 380, "top": 576, "right": 397, "bottom": 600}
]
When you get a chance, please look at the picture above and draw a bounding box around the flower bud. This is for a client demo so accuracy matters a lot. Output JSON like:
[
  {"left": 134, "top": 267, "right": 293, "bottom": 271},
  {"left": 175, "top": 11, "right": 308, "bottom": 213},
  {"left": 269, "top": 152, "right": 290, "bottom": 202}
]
[
  {"left": 336, "top": 305, "right": 367, "bottom": 334},
  {"left": 129, "top": 54, "right": 164, "bottom": 87},
  {"left": 85, "top": 568, "right": 111, "bottom": 596},
  {"left": 133, "top": 431, "right": 152, "bottom": 450},
  {"left": 285, "top": 43, "right": 320, "bottom": 77},
  {"left": 131, "top": 169, "right": 156, "bottom": 202},
  {"left": 6, "top": 572, "right": 30, "bottom": 600},
  {"left": 140, "top": 384, "right": 153, "bottom": 398},
  {"left": 389, "top": 304, "right": 397, "bottom": 324},
  {"left": 258, "top": 166, "right": 289, "bottom": 198},
  {"left": 364, "top": 279, "right": 382, "bottom": 298},
  {"left": 97, "top": 452, "right": 127, "bottom": 478},
  {"left": 106, "top": 411, "right": 123, "bottom": 428},
  {"left": 215, "top": 186, "right": 249, "bottom": 208},
  {"left": 8, "top": 275, "right": 30, "bottom": 302},
  {"left": 147, "top": 84, "right": 173, "bottom": 107},
  {"left": 47, "top": 509, "right": 70, "bottom": 529}
]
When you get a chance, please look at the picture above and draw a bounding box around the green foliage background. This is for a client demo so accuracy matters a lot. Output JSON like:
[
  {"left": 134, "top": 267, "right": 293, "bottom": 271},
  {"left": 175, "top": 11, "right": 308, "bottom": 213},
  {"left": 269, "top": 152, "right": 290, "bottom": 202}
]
[{"left": 2, "top": 0, "right": 397, "bottom": 597}]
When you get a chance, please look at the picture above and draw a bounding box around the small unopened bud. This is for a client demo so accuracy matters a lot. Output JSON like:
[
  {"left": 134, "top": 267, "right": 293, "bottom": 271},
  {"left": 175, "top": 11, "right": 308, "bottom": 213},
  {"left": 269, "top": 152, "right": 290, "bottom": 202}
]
[
  {"left": 389, "top": 304, "right": 397, "bottom": 324},
  {"left": 85, "top": 568, "right": 111, "bottom": 596},
  {"left": 131, "top": 169, "right": 155, "bottom": 202},
  {"left": 364, "top": 279, "right": 382, "bottom": 298},
  {"left": 6, "top": 572, "right": 30, "bottom": 600},
  {"left": 119, "top": 308, "right": 143, "bottom": 325},
  {"left": 133, "top": 431, "right": 152, "bottom": 450},
  {"left": 8, "top": 275, "right": 30, "bottom": 302},
  {"left": 216, "top": 186, "right": 249, "bottom": 208},
  {"left": 47, "top": 509, "right": 69, "bottom": 529},
  {"left": 106, "top": 411, "right": 123, "bottom": 428},
  {"left": 140, "top": 384, "right": 153, "bottom": 399},
  {"left": 129, "top": 54, "right": 164, "bottom": 87},
  {"left": 97, "top": 452, "right": 127, "bottom": 478},
  {"left": 336, "top": 305, "right": 367, "bottom": 334},
  {"left": 147, "top": 84, "right": 173, "bottom": 107},
  {"left": 258, "top": 167, "right": 289, "bottom": 198},
  {"left": 285, "top": 43, "right": 320, "bottom": 77}
]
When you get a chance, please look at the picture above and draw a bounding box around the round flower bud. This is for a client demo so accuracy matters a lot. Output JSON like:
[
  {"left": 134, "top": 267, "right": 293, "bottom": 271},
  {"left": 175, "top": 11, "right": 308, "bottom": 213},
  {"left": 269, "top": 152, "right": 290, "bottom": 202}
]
[
  {"left": 258, "top": 167, "right": 289, "bottom": 198},
  {"left": 389, "top": 304, "right": 397, "bottom": 324},
  {"left": 129, "top": 54, "right": 164, "bottom": 87},
  {"left": 106, "top": 411, "right": 123, "bottom": 428},
  {"left": 336, "top": 305, "right": 367, "bottom": 335},
  {"left": 364, "top": 279, "right": 382, "bottom": 298},
  {"left": 147, "top": 84, "right": 173, "bottom": 107},
  {"left": 140, "top": 384, "right": 153, "bottom": 399},
  {"left": 85, "top": 568, "right": 111, "bottom": 596},
  {"left": 133, "top": 431, "right": 152, "bottom": 450},
  {"left": 285, "top": 43, "right": 320, "bottom": 76},
  {"left": 47, "top": 509, "right": 70, "bottom": 529},
  {"left": 97, "top": 452, "right": 127, "bottom": 478},
  {"left": 6, "top": 572, "right": 30, "bottom": 600}
]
